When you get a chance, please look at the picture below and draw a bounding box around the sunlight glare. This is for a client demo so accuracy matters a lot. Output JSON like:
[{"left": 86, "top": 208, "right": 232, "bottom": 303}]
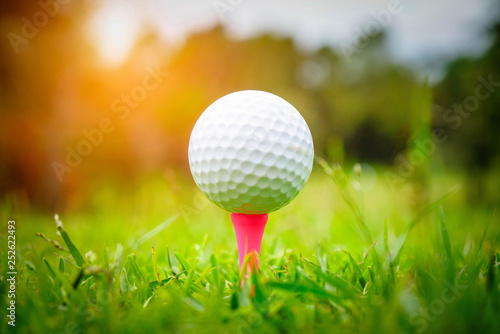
[{"left": 88, "top": 1, "right": 141, "bottom": 67}]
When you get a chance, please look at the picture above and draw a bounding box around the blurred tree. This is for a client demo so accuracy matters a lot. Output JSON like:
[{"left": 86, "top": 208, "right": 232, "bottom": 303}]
[
  {"left": 0, "top": 3, "right": 498, "bottom": 211},
  {"left": 434, "top": 23, "right": 500, "bottom": 204},
  {"left": 0, "top": 0, "right": 91, "bottom": 210}
]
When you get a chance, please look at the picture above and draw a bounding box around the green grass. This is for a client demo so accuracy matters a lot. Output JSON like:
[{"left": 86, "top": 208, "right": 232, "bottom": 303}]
[{"left": 1, "top": 162, "right": 499, "bottom": 334}]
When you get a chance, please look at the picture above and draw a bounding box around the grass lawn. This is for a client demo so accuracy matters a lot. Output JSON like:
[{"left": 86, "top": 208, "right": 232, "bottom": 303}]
[{"left": 1, "top": 162, "right": 499, "bottom": 333}]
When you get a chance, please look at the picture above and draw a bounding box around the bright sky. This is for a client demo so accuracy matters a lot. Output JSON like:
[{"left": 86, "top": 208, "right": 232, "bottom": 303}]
[{"left": 89, "top": 0, "right": 498, "bottom": 77}]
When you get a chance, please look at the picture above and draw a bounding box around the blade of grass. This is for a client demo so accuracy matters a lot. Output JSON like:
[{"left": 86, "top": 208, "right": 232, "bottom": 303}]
[
  {"left": 113, "top": 244, "right": 124, "bottom": 273},
  {"left": 175, "top": 252, "right": 192, "bottom": 272},
  {"left": 120, "top": 267, "right": 130, "bottom": 293},
  {"left": 439, "top": 206, "right": 453, "bottom": 259},
  {"left": 128, "top": 254, "right": 145, "bottom": 282},
  {"left": 276, "top": 250, "right": 287, "bottom": 278},
  {"left": 318, "top": 241, "right": 325, "bottom": 271},
  {"left": 183, "top": 269, "right": 194, "bottom": 296},
  {"left": 384, "top": 218, "right": 395, "bottom": 284},
  {"left": 166, "top": 247, "right": 174, "bottom": 276},
  {"left": 148, "top": 277, "right": 174, "bottom": 289},
  {"left": 230, "top": 291, "right": 239, "bottom": 309},
  {"left": 251, "top": 268, "right": 265, "bottom": 304},
  {"left": 209, "top": 254, "right": 219, "bottom": 287},
  {"left": 472, "top": 209, "right": 495, "bottom": 264},
  {"left": 72, "top": 270, "right": 84, "bottom": 289},
  {"left": 132, "top": 215, "right": 178, "bottom": 250},
  {"left": 43, "top": 258, "right": 56, "bottom": 280},
  {"left": 439, "top": 205, "right": 456, "bottom": 279},
  {"left": 54, "top": 214, "right": 85, "bottom": 267},
  {"left": 58, "top": 257, "right": 65, "bottom": 273},
  {"left": 487, "top": 255, "right": 496, "bottom": 293},
  {"left": 152, "top": 247, "right": 161, "bottom": 285},
  {"left": 195, "top": 266, "right": 215, "bottom": 284},
  {"left": 322, "top": 272, "right": 362, "bottom": 297},
  {"left": 343, "top": 250, "right": 367, "bottom": 289},
  {"left": 384, "top": 218, "right": 390, "bottom": 254},
  {"left": 268, "top": 282, "right": 344, "bottom": 305},
  {"left": 35, "top": 233, "right": 68, "bottom": 252},
  {"left": 184, "top": 295, "right": 204, "bottom": 312},
  {"left": 368, "top": 266, "right": 376, "bottom": 283},
  {"left": 238, "top": 251, "right": 256, "bottom": 288},
  {"left": 302, "top": 257, "right": 322, "bottom": 269}
]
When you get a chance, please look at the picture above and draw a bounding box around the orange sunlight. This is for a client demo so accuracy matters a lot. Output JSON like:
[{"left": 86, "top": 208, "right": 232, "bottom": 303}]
[{"left": 87, "top": 1, "right": 141, "bottom": 67}]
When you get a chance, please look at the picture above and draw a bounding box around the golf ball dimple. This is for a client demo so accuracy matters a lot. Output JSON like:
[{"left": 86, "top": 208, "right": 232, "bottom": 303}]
[{"left": 188, "top": 90, "right": 314, "bottom": 214}]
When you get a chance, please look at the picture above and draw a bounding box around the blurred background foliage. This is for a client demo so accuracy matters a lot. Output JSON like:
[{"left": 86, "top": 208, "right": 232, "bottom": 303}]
[{"left": 0, "top": 0, "right": 499, "bottom": 212}]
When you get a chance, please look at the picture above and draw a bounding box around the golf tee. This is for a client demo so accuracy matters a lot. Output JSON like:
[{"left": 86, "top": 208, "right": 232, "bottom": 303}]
[{"left": 231, "top": 213, "right": 268, "bottom": 273}]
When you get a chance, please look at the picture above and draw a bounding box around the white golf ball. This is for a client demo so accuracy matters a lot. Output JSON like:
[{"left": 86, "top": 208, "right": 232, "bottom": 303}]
[{"left": 188, "top": 90, "right": 314, "bottom": 214}]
